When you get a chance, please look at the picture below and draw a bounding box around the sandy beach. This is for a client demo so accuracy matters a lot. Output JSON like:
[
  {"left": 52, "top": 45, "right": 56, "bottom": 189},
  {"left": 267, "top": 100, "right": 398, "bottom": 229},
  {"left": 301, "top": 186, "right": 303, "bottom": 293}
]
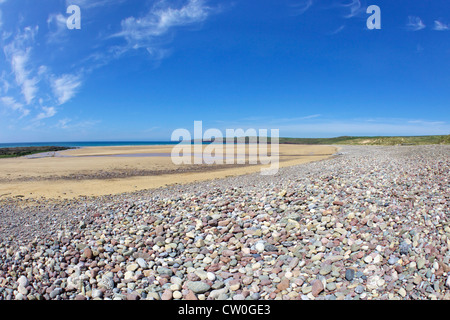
[{"left": 0, "top": 144, "right": 337, "bottom": 199}]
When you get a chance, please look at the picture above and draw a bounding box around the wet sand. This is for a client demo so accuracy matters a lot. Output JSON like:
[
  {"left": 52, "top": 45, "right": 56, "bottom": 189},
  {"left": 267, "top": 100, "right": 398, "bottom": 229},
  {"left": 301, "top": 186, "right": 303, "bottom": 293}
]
[{"left": 0, "top": 144, "right": 336, "bottom": 199}]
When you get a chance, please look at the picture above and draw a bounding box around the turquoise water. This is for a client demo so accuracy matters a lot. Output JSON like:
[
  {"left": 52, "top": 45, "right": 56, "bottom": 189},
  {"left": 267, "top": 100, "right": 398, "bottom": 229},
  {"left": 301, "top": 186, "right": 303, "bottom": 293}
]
[{"left": 0, "top": 141, "right": 179, "bottom": 148}]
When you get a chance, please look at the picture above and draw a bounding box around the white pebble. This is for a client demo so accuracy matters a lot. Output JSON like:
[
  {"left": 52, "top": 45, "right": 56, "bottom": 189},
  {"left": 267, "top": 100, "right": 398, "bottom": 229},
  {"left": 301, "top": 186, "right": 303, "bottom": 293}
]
[
  {"left": 207, "top": 272, "right": 216, "bottom": 281},
  {"left": 255, "top": 242, "right": 265, "bottom": 253},
  {"left": 17, "top": 275, "right": 28, "bottom": 287}
]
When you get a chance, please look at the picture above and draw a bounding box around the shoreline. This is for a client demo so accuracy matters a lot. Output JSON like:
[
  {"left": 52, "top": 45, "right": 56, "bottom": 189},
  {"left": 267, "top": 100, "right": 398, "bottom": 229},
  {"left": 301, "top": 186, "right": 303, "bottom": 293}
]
[{"left": 0, "top": 144, "right": 337, "bottom": 199}]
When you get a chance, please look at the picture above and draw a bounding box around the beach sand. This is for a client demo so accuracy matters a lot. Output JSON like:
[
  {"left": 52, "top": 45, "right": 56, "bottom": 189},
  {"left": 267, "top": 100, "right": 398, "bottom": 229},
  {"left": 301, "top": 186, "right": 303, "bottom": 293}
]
[{"left": 0, "top": 144, "right": 336, "bottom": 199}]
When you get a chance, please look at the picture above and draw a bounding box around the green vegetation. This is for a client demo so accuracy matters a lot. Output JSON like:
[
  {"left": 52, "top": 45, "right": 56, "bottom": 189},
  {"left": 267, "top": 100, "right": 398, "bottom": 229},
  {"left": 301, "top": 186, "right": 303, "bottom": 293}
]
[
  {"left": 278, "top": 135, "right": 450, "bottom": 145},
  {"left": 199, "top": 135, "right": 450, "bottom": 145},
  {"left": 0, "top": 146, "right": 72, "bottom": 158}
]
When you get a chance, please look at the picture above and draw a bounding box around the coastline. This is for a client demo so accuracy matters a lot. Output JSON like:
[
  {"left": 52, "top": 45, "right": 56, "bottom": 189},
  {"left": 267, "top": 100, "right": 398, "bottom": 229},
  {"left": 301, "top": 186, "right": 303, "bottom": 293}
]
[{"left": 0, "top": 144, "right": 337, "bottom": 199}]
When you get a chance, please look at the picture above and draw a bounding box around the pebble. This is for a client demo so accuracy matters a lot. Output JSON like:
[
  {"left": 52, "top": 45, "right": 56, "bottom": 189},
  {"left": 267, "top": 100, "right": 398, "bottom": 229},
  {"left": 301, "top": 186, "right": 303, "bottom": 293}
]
[
  {"left": 320, "top": 265, "right": 332, "bottom": 276},
  {"left": 50, "top": 288, "right": 63, "bottom": 299},
  {"left": 161, "top": 289, "right": 173, "bottom": 300},
  {"left": 276, "top": 278, "right": 290, "bottom": 291},
  {"left": 17, "top": 276, "right": 28, "bottom": 287},
  {"left": 17, "top": 286, "right": 28, "bottom": 296},
  {"left": 417, "top": 258, "right": 426, "bottom": 270},
  {"left": 0, "top": 145, "right": 449, "bottom": 301},
  {"left": 388, "top": 256, "right": 398, "bottom": 265},
  {"left": 355, "top": 285, "right": 364, "bottom": 294},
  {"left": 398, "top": 287, "right": 407, "bottom": 298},
  {"left": 264, "top": 244, "right": 278, "bottom": 252},
  {"left": 345, "top": 269, "right": 355, "bottom": 281},
  {"left": 187, "top": 281, "right": 211, "bottom": 294},
  {"left": 173, "top": 291, "right": 183, "bottom": 299},
  {"left": 209, "top": 288, "right": 228, "bottom": 300},
  {"left": 326, "top": 282, "right": 336, "bottom": 291},
  {"left": 255, "top": 242, "right": 265, "bottom": 253},
  {"left": 206, "top": 272, "right": 216, "bottom": 281},
  {"left": 311, "top": 280, "right": 324, "bottom": 297},
  {"left": 135, "top": 258, "right": 148, "bottom": 269},
  {"left": 157, "top": 267, "right": 173, "bottom": 276},
  {"left": 91, "top": 289, "right": 103, "bottom": 299},
  {"left": 127, "top": 263, "right": 139, "bottom": 272}
]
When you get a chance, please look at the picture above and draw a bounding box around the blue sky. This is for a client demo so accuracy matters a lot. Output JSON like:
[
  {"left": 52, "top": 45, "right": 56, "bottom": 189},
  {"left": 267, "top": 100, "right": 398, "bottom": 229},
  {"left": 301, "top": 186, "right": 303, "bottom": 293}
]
[{"left": 0, "top": 0, "right": 449, "bottom": 142}]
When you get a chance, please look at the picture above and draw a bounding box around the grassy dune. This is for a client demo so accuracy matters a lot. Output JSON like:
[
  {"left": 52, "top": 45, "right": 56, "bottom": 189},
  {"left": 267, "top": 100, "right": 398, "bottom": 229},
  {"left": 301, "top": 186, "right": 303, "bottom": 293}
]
[{"left": 279, "top": 135, "right": 450, "bottom": 146}]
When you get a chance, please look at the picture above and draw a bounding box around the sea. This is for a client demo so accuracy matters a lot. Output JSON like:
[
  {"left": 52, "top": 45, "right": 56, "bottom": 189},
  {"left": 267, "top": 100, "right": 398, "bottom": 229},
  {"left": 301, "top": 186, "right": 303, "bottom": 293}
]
[{"left": 0, "top": 141, "right": 179, "bottom": 148}]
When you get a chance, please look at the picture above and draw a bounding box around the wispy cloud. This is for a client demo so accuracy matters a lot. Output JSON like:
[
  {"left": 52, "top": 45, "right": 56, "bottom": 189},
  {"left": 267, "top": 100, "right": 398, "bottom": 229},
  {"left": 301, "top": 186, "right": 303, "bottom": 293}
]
[
  {"left": 46, "top": 13, "right": 68, "bottom": 43},
  {"left": 55, "top": 117, "right": 100, "bottom": 130},
  {"left": 65, "top": 0, "right": 126, "bottom": 9},
  {"left": 51, "top": 74, "right": 82, "bottom": 105},
  {"left": 78, "top": 0, "right": 220, "bottom": 79},
  {"left": 36, "top": 106, "right": 56, "bottom": 120},
  {"left": 277, "top": 118, "right": 450, "bottom": 137},
  {"left": 340, "top": 0, "right": 365, "bottom": 19},
  {"left": 274, "top": 114, "right": 322, "bottom": 123},
  {"left": 0, "top": 96, "right": 29, "bottom": 117},
  {"left": 11, "top": 52, "right": 39, "bottom": 104},
  {"left": 434, "top": 20, "right": 449, "bottom": 31},
  {"left": 289, "top": 0, "right": 314, "bottom": 16},
  {"left": 56, "top": 117, "right": 71, "bottom": 129},
  {"left": 0, "top": 71, "right": 10, "bottom": 93},
  {"left": 210, "top": 116, "right": 450, "bottom": 137},
  {"left": 1, "top": 24, "right": 83, "bottom": 125},
  {"left": 1, "top": 0, "right": 220, "bottom": 131},
  {"left": 225, "top": 114, "right": 322, "bottom": 125},
  {"left": 3, "top": 27, "right": 40, "bottom": 104},
  {"left": 114, "top": 0, "right": 215, "bottom": 56},
  {"left": 406, "top": 16, "right": 426, "bottom": 31},
  {"left": 329, "top": 25, "right": 345, "bottom": 35}
]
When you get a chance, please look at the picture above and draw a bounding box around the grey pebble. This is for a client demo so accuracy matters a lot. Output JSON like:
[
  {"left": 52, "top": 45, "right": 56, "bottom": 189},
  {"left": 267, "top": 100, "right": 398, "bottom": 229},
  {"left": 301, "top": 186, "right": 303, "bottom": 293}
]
[{"left": 345, "top": 269, "right": 355, "bottom": 281}]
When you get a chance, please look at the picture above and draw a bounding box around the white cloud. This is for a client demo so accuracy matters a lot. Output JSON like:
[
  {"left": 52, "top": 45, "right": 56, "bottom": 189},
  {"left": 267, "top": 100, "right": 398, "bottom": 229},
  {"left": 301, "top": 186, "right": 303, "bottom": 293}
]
[
  {"left": 35, "top": 106, "right": 56, "bottom": 120},
  {"left": 76, "top": 0, "right": 219, "bottom": 78},
  {"left": 9, "top": 49, "right": 39, "bottom": 104},
  {"left": 1, "top": 96, "right": 30, "bottom": 117},
  {"left": 289, "top": 0, "right": 313, "bottom": 16},
  {"left": 55, "top": 117, "right": 100, "bottom": 130},
  {"left": 340, "top": 0, "right": 364, "bottom": 19},
  {"left": 434, "top": 20, "right": 449, "bottom": 31},
  {"left": 66, "top": 0, "right": 126, "bottom": 9},
  {"left": 270, "top": 114, "right": 322, "bottom": 123},
  {"left": 56, "top": 118, "right": 71, "bottom": 129},
  {"left": 115, "top": 0, "right": 213, "bottom": 53},
  {"left": 0, "top": 71, "right": 10, "bottom": 93},
  {"left": 330, "top": 25, "right": 345, "bottom": 35},
  {"left": 3, "top": 27, "right": 40, "bottom": 105},
  {"left": 406, "top": 16, "right": 426, "bottom": 31},
  {"left": 51, "top": 74, "right": 82, "bottom": 105},
  {"left": 46, "top": 13, "right": 68, "bottom": 43}
]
